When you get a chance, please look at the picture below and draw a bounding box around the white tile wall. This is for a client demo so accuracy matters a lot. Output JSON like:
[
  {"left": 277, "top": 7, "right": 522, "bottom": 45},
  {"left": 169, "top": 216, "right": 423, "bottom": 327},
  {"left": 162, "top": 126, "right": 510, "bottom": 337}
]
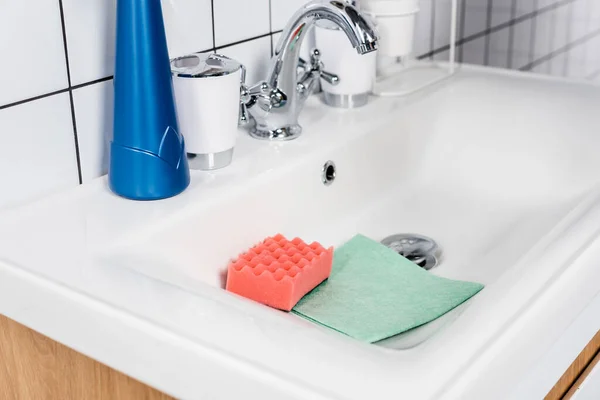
[
  {"left": 213, "top": 0, "right": 270, "bottom": 46},
  {"left": 62, "top": 0, "right": 117, "bottom": 85},
  {"left": 510, "top": 17, "right": 532, "bottom": 68},
  {"left": 62, "top": 0, "right": 214, "bottom": 85},
  {"left": 488, "top": 26, "right": 509, "bottom": 68},
  {"left": 426, "top": 0, "right": 600, "bottom": 77},
  {"left": 271, "top": 0, "right": 309, "bottom": 31},
  {"left": 73, "top": 81, "right": 113, "bottom": 183},
  {"left": 2, "top": 0, "right": 600, "bottom": 206},
  {"left": 0, "top": 93, "right": 79, "bottom": 208},
  {"left": 162, "top": 0, "right": 214, "bottom": 56},
  {"left": 0, "top": 1, "right": 68, "bottom": 105},
  {"left": 433, "top": 0, "right": 457, "bottom": 52},
  {"left": 218, "top": 37, "right": 272, "bottom": 85},
  {"left": 490, "top": 0, "right": 512, "bottom": 26},
  {"left": 414, "top": 0, "right": 433, "bottom": 57}
]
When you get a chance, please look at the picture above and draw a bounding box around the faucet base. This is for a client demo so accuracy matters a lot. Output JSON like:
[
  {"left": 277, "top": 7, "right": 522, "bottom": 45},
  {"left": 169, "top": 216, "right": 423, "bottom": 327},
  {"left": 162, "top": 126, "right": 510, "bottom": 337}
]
[{"left": 250, "top": 124, "right": 303, "bottom": 141}]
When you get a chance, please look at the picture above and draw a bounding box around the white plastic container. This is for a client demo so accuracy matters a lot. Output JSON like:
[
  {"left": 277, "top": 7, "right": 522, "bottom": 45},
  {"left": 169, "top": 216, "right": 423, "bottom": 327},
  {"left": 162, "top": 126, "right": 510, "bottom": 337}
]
[
  {"left": 371, "top": 0, "right": 459, "bottom": 98},
  {"left": 361, "top": 0, "right": 420, "bottom": 57},
  {"left": 171, "top": 53, "right": 242, "bottom": 170},
  {"left": 315, "top": 25, "right": 377, "bottom": 108}
]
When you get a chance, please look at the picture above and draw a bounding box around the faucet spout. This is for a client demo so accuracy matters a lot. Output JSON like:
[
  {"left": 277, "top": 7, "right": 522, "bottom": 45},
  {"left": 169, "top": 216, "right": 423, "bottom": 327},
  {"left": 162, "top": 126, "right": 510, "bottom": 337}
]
[{"left": 245, "top": 0, "right": 378, "bottom": 141}]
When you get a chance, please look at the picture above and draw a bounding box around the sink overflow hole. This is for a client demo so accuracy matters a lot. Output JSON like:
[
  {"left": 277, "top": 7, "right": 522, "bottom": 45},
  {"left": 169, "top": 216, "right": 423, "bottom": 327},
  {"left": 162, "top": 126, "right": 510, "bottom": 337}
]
[{"left": 322, "top": 161, "right": 336, "bottom": 186}]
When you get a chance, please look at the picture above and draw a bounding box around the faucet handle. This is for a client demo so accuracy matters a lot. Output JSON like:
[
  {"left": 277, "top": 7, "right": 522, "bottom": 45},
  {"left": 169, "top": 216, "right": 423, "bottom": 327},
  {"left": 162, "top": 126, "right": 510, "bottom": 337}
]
[
  {"left": 239, "top": 66, "right": 288, "bottom": 123},
  {"left": 320, "top": 70, "right": 339, "bottom": 86},
  {"left": 239, "top": 65, "right": 249, "bottom": 125},
  {"left": 309, "top": 49, "right": 322, "bottom": 67},
  {"left": 303, "top": 49, "right": 340, "bottom": 86},
  {"left": 239, "top": 85, "right": 249, "bottom": 124}
]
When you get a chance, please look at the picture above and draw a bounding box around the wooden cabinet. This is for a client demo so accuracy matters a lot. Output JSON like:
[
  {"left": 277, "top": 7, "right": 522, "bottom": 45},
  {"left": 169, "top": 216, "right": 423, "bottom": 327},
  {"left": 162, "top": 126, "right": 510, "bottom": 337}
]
[
  {"left": 1, "top": 309, "right": 598, "bottom": 400},
  {"left": 564, "top": 351, "right": 600, "bottom": 399},
  {"left": 546, "top": 331, "right": 600, "bottom": 400},
  {"left": 0, "top": 314, "right": 173, "bottom": 400}
]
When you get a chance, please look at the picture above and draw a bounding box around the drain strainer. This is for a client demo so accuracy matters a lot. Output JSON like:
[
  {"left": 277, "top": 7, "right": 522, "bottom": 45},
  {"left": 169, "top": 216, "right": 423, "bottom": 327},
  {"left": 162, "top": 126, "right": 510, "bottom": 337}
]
[{"left": 381, "top": 234, "right": 440, "bottom": 270}]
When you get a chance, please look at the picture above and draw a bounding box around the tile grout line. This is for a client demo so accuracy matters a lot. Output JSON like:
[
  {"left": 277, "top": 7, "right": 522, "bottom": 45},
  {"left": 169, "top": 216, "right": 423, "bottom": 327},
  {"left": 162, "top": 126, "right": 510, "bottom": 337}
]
[
  {"left": 429, "top": 0, "right": 436, "bottom": 61},
  {"left": 484, "top": 0, "right": 494, "bottom": 66},
  {"left": 71, "top": 76, "right": 114, "bottom": 91},
  {"left": 583, "top": 0, "right": 592, "bottom": 77},
  {"left": 57, "top": 0, "right": 83, "bottom": 185},
  {"left": 458, "top": 0, "right": 467, "bottom": 63},
  {"left": 547, "top": 3, "right": 558, "bottom": 73},
  {"left": 520, "top": 26, "right": 600, "bottom": 71},
  {"left": 527, "top": 0, "right": 540, "bottom": 68},
  {"left": 506, "top": 0, "right": 517, "bottom": 69},
  {"left": 418, "top": 0, "right": 577, "bottom": 61},
  {"left": 581, "top": 0, "right": 596, "bottom": 79},
  {"left": 215, "top": 31, "right": 281, "bottom": 51},
  {"left": 0, "top": 0, "right": 590, "bottom": 113},
  {"left": 210, "top": 0, "right": 217, "bottom": 52},
  {"left": 268, "top": 0, "right": 274, "bottom": 57},
  {"left": 0, "top": 30, "right": 281, "bottom": 112},
  {"left": 0, "top": 88, "right": 71, "bottom": 111},
  {"left": 562, "top": 1, "right": 575, "bottom": 76}
]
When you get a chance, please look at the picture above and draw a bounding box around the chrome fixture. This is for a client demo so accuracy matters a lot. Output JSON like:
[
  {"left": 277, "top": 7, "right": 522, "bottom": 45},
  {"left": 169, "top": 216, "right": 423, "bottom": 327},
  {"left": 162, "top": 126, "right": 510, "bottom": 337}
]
[
  {"left": 240, "top": 0, "right": 378, "bottom": 141},
  {"left": 381, "top": 234, "right": 441, "bottom": 270},
  {"left": 323, "top": 92, "right": 370, "bottom": 108}
]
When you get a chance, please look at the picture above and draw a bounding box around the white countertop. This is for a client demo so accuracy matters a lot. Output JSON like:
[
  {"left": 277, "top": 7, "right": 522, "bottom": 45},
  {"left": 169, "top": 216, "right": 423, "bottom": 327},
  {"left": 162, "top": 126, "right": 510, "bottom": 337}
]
[{"left": 1, "top": 65, "right": 600, "bottom": 400}]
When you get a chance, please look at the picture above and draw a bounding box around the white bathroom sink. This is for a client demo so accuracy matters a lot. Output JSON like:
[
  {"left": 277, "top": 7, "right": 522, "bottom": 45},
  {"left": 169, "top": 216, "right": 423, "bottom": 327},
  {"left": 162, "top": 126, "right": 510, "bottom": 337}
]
[
  {"left": 105, "top": 66, "right": 600, "bottom": 346},
  {"left": 2, "top": 66, "right": 600, "bottom": 399}
]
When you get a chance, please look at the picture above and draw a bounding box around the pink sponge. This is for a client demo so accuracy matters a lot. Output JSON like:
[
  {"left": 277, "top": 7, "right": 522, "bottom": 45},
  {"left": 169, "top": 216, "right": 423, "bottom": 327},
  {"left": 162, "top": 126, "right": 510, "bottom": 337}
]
[{"left": 226, "top": 234, "right": 333, "bottom": 311}]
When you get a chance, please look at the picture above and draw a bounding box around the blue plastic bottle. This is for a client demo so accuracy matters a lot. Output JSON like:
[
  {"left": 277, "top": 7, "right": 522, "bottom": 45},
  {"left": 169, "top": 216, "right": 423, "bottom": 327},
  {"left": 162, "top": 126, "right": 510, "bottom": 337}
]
[{"left": 109, "top": 0, "right": 190, "bottom": 200}]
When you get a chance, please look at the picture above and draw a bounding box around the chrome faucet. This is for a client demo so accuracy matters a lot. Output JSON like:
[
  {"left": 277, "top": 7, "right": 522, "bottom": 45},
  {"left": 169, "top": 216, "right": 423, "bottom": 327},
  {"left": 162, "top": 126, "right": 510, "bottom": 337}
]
[{"left": 241, "top": 0, "right": 378, "bottom": 141}]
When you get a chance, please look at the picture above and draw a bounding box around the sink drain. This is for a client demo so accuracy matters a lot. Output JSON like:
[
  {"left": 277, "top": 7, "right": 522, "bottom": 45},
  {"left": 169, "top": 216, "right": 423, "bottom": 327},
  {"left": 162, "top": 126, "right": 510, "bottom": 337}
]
[{"left": 381, "top": 234, "right": 440, "bottom": 270}]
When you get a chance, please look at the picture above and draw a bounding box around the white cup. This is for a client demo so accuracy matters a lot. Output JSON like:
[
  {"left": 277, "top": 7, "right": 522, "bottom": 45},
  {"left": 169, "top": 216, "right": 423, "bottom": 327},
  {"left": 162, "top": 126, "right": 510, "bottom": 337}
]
[
  {"left": 362, "top": 0, "right": 420, "bottom": 57},
  {"left": 171, "top": 53, "right": 242, "bottom": 170}
]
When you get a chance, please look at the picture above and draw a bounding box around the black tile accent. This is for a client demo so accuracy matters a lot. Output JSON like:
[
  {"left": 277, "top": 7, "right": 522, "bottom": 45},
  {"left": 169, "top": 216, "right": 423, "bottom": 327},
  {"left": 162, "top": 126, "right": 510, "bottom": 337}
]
[{"left": 57, "top": 0, "right": 83, "bottom": 185}]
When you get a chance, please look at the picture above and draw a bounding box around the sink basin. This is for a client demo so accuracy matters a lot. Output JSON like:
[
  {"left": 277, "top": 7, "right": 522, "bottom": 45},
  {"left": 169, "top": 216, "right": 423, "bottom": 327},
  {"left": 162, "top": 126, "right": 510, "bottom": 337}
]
[
  {"left": 3, "top": 66, "right": 600, "bottom": 399},
  {"left": 104, "top": 67, "right": 600, "bottom": 346}
]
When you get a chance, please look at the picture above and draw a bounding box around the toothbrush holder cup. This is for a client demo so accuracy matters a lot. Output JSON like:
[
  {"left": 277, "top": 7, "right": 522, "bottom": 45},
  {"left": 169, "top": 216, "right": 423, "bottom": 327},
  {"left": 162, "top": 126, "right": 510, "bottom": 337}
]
[{"left": 171, "top": 53, "right": 244, "bottom": 171}]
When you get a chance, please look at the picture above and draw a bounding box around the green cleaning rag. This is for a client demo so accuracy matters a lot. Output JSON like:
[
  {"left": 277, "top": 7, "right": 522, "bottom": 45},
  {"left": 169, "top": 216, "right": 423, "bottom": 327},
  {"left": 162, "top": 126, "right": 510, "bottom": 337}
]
[{"left": 292, "top": 234, "right": 484, "bottom": 343}]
